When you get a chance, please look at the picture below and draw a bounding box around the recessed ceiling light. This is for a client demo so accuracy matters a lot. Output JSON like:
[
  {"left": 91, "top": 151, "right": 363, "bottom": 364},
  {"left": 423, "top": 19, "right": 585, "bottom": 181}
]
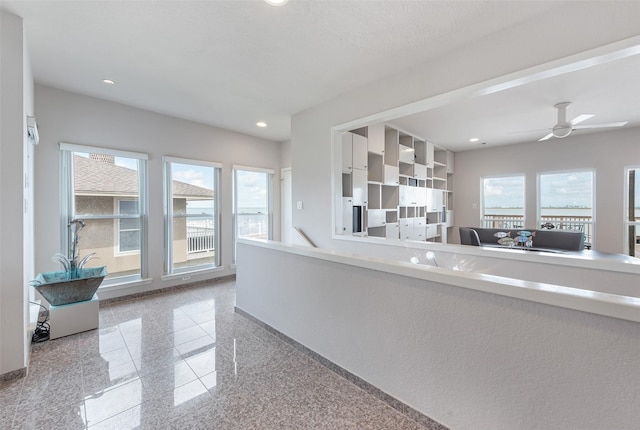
[
  {"left": 469, "top": 137, "right": 479, "bottom": 142},
  {"left": 256, "top": 122, "right": 267, "bottom": 127},
  {"left": 102, "top": 79, "right": 115, "bottom": 85},
  {"left": 264, "top": 0, "right": 288, "bottom": 5}
]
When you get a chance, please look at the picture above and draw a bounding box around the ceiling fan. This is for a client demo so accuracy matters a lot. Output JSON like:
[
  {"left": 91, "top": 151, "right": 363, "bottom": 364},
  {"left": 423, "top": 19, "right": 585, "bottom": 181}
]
[{"left": 537, "top": 102, "right": 628, "bottom": 141}]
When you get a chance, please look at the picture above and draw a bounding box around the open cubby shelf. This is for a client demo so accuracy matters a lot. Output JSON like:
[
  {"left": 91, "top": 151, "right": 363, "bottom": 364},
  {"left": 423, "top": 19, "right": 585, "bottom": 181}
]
[{"left": 339, "top": 124, "right": 454, "bottom": 243}]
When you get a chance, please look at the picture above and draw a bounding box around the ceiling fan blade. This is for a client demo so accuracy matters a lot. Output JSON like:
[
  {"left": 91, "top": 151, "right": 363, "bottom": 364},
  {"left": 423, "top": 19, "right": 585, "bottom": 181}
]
[
  {"left": 538, "top": 133, "right": 554, "bottom": 141},
  {"left": 573, "top": 121, "right": 628, "bottom": 129},
  {"left": 570, "top": 114, "right": 594, "bottom": 125}
]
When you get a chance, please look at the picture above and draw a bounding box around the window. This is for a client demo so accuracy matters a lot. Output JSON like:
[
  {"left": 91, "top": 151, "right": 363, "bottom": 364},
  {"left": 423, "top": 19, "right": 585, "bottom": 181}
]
[
  {"left": 625, "top": 167, "right": 640, "bottom": 257},
  {"left": 164, "top": 158, "right": 220, "bottom": 274},
  {"left": 481, "top": 176, "right": 525, "bottom": 228},
  {"left": 233, "top": 166, "right": 274, "bottom": 262},
  {"left": 60, "top": 143, "right": 148, "bottom": 282},
  {"left": 117, "top": 199, "right": 140, "bottom": 253},
  {"left": 538, "top": 170, "right": 594, "bottom": 246}
]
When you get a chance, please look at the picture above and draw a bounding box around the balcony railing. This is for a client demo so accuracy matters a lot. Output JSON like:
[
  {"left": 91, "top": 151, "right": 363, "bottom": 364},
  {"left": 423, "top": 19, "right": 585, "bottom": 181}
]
[
  {"left": 237, "top": 213, "right": 269, "bottom": 240},
  {"left": 481, "top": 216, "right": 524, "bottom": 229},
  {"left": 187, "top": 224, "right": 215, "bottom": 254},
  {"left": 481, "top": 215, "right": 593, "bottom": 246}
]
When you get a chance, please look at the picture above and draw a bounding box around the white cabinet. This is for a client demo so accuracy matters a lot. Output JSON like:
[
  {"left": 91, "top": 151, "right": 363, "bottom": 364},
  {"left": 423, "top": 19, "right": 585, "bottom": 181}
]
[
  {"left": 414, "top": 163, "right": 427, "bottom": 180},
  {"left": 341, "top": 198, "right": 353, "bottom": 234},
  {"left": 399, "top": 145, "right": 415, "bottom": 164},
  {"left": 415, "top": 187, "right": 427, "bottom": 207},
  {"left": 385, "top": 223, "right": 399, "bottom": 239},
  {"left": 400, "top": 186, "right": 427, "bottom": 207},
  {"left": 426, "top": 141, "right": 435, "bottom": 169},
  {"left": 367, "top": 209, "right": 386, "bottom": 228},
  {"left": 399, "top": 185, "right": 419, "bottom": 207},
  {"left": 368, "top": 123, "right": 385, "bottom": 155},
  {"left": 399, "top": 218, "right": 413, "bottom": 240},
  {"left": 342, "top": 132, "right": 368, "bottom": 172},
  {"left": 412, "top": 217, "right": 426, "bottom": 241},
  {"left": 399, "top": 217, "right": 425, "bottom": 241},
  {"left": 426, "top": 224, "right": 438, "bottom": 239},
  {"left": 435, "top": 189, "right": 444, "bottom": 209},
  {"left": 342, "top": 133, "right": 353, "bottom": 173},
  {"left": 426, "top": 188, "right": 443, "bottom": 212},
  {"left": 342, "top": 132, "right": 367, "bottom": 173},
  {"left": 445, "top": 210, "right": 454, "bottom": 227},
  {"left": 352, "top": 169, "right": 368, "bottom": 206},
  {"left": 383, "top": 165, "right": 399, "bottom": 185},
  {"left": 352, "top": 134, "right": 368, "bottom": 170}
]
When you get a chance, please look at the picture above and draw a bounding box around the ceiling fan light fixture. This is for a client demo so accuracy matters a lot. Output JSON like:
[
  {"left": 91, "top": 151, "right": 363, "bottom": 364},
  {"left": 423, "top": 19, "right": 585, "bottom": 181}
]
[
  {"left": 264, "top": 0, "right": 288, "bottom": 5},
  {"left": 552, "top": 123, "right": 572, "bottom": 138}
]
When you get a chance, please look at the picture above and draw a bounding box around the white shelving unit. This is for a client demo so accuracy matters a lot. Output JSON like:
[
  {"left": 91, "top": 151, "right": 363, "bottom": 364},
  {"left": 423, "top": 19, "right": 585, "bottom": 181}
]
[{"left": 338, "top": 124, "right": 454, "bottom": 243}]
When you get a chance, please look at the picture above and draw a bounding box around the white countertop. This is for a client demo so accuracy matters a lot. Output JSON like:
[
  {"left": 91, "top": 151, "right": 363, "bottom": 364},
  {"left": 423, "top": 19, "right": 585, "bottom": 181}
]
[{"left": 238, "top": 238, "right": 640, "bottom": 324}]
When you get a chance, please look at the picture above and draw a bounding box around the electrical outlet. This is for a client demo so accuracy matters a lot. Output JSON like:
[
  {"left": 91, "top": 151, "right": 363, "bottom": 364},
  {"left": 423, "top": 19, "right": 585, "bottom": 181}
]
[{"left": 182, "top": 275, "right": 190, "bottom": 281}]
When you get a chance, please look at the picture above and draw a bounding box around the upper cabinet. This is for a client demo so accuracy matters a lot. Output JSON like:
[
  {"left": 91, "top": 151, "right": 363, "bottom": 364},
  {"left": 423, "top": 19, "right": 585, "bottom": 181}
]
[
  {"left": 426, "top": 141, "right": 435, "bottom": 169},
  {"left": 342, "top": 131, "right": 368, "bottom": 172},
  {"left": 398, "top": 144, "right": 415, "bottom": 164},
  {"left": 446, "top": 150, "right": 455, "bottom": 174},
  {"left": 341, "top": 133, "right": 353, "bottom": 173},
  {"left": 367, "top": 123, "right": 385, "bottom": 155},
  {"left": 352, "top": 133, "right": 368, "bottom": 170}
]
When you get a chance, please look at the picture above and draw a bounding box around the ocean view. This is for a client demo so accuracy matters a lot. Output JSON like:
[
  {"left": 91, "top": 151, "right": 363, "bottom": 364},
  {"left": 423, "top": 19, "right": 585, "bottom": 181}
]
[
  {"left": 487, "top": 207, "right": 640, "bottom": 218},
  {"left": 486, "top": 207, "right": 592, "bottom": 217}
]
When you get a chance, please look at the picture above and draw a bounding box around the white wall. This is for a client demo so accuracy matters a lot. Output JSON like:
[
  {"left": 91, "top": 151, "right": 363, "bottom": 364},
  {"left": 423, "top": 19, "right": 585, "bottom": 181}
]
[
  {"left": 23, "top": 43, "right": 35, "bottom": 285},
  {"left": 290, "top": 3, "right": 640, "bottom": 251},
  {"left": 280, "top": 139, "right": 291, "bottom": 168},
  {"left": 0, "top": 10, "right": 32, "bottom": 377},
  {"left": 236, "top": 241, "right": 640, "bottom": 430},
  {"left": 34, "top": 85, "right": 283, "bottom": 299},
  {"left": 453, "top": 127, "right": 640, "bottom": 254}
]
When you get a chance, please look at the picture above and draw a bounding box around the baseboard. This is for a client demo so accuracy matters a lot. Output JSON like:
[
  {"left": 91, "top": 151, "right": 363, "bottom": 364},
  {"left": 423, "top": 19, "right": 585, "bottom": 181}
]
[
  {"left": 100, "top": 274, "right": 236, "bottom": 305},
  {"left": 0, "top": 367, "right": 27, "bottom": 383}
]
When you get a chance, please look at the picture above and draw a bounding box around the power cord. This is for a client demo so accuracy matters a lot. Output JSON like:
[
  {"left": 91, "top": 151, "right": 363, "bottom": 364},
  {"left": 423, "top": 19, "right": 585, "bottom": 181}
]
[{"left": 30, "top": 301, "right": 50, "bottom": 343}]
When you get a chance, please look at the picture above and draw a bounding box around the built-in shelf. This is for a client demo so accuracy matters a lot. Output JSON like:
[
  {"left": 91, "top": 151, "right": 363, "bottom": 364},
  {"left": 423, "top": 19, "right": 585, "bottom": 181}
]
[{"left": 338, "top": 124, "right": 455, "bottom": 242}]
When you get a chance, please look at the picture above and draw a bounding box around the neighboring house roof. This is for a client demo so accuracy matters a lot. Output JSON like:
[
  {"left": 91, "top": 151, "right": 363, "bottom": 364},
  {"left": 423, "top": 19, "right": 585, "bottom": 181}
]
[{"left": 73, "top": 155, "right": 213, "bottom": 199}]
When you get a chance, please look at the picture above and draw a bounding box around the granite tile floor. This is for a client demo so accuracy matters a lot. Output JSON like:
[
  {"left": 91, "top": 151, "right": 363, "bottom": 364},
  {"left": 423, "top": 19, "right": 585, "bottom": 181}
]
[{"left": 0, "top": 278, "right": 428, "bottom": 429}]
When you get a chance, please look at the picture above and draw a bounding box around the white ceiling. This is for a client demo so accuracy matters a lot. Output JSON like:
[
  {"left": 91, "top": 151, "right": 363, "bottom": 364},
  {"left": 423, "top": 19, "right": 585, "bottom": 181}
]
[
  {"left": 389, "top": 49, "right": 640, "bottom": 152},
  {"left": 3, "top": 1, "right": 639, "bottom": 148}
]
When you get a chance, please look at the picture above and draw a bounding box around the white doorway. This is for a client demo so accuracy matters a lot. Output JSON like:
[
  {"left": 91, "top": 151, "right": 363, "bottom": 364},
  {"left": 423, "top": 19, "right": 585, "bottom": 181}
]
[{"left": 281, "top": 168, "right": 292, "bottom": 244}]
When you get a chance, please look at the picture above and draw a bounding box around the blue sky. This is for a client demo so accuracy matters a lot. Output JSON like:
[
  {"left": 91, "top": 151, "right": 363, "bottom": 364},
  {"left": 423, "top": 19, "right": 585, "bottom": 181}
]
[
  {"left": 171, "top": 163, "right": 268, "bottom": 210},
  {"left": 484, "top": 172, "right": 595, "bottom": 209},
  {"left": 539, "top": 172, "right": 593, "bottom": 208},
  {"left": 110, "top": 157, "right": 268, "bottom": 210}
]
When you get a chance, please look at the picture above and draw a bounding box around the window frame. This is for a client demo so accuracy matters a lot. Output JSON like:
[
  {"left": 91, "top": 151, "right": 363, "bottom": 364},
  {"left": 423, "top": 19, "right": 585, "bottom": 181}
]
[
  {"left": 60, "top": 142, "right": 148, "bottom": 285},
  {"left": 537, "top": 169, "right": 595, "bottom": 247},
  {"left": 624, "top": 166, "right": 640, "bottom": 256},
  {"left": 480, "top": 174, "right": 526, "bottom": 229},
  {"left": 232, "top": 165, "right": 274, "bottom": 263},
  {"left": 115, "top": 198, "right": 141, "bottom": 255},
  {"left": 163, "top": 156, "right": 221, "bottom": 275}
]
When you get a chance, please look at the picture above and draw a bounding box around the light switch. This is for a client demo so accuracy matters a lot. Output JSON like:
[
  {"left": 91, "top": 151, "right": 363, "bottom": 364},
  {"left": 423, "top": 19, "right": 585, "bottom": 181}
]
[{"left": 297, "top": 201, "right": 304, "bottom": 210}]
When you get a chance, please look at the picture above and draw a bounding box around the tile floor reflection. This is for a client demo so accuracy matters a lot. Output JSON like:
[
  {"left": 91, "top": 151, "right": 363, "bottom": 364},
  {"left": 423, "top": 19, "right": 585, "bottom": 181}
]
[{"left": 0, "top": 279, "right": 427, "bottom": 429}]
